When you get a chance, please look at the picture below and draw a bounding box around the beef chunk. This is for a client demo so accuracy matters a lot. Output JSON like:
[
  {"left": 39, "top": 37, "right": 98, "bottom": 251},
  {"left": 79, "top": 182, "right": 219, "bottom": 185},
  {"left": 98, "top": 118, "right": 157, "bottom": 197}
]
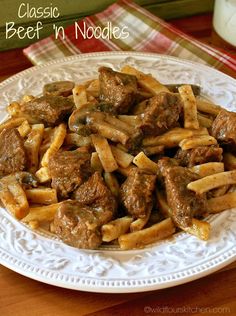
[
  {"left": 158, "top": 159, "right": 208, "bottom": 227},
  {"left": 43, "top": 81, "right": 75, "bottom": 97},
  {"left": 120, "top": 169, "right": 156, "bottom": 218},
  {"left": 175, "top": 145, "right": 223, "bottom": 167},
  {"left": 211, "top": 109, "right": 236, "bottom": 150},
  {"left": 0, "top": 128, "right": 26, "bottom": 177},
  {"left": 74, "top": 172, "right": 116, "bottom": 224},
  {"left": 54, "top": 200, "right": 102, "bottom": 249},
  {"left": 54, "top": 172, "right": 117, "bottom": 249},
  {"left": 22, "top": 95, "right": 74, "bottom": 125},
  {"left": 138, "top": 92, "right": 182, "bottom": 136},
  {"left": 49, "top": 149, "right": 91, "bottom": 198},
  {"left": 99, "top": 67, "right": 138, "bottom": 114}
]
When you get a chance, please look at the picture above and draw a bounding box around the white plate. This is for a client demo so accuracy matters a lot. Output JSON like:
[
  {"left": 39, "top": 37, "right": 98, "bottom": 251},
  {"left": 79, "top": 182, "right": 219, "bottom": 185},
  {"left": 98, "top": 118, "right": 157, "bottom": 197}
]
[{"left": 0, "top": 52, "right": 236, "bottom": 293}]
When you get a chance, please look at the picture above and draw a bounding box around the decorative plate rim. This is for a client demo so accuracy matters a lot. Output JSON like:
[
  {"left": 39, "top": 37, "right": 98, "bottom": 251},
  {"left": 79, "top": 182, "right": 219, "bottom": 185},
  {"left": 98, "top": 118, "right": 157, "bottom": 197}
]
[
  {"left": 1, "top": 51, "right": 235, "bottom": 88},
  {"left": 0, "top": 51, "right": 236, "bottom": 293}
]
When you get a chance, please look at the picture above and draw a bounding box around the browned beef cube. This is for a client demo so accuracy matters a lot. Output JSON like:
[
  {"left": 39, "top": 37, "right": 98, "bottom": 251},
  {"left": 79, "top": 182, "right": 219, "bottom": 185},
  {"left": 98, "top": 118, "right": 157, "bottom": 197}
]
[
  {"left": 22, "top": 95, "right": 74, "bottom": 125},
  {"left": 120, "top": 169, "right": 156, "bottom": 218},
  {"left": 74, "top": 172, "right": 116, "bottom": 224},
  {"left": 54, "top": 172, "right": 117, "bottom": 249},
  {"left": 175, "top": 145, "right": 223, "bottom": 167},
  {"left": 158, "top": 159, "right": 208, "bottom": 227},
  {"left": 54, "top": 200, "right": 102, "bottom": 249},
  {"left": 0, "top": 128, "right": 26, "bottom": 177},
  {"left": 211, "top": 110, "right": 236, "bottom": 150},
  {"left": 138, "top": 92, "right": 182, "bottom": 136},
  {"left": 99, "top": 67, "right": 138, "bottom": 114},
  {"left": 49, "top": 149, "right": 91, "bottom": 198}
]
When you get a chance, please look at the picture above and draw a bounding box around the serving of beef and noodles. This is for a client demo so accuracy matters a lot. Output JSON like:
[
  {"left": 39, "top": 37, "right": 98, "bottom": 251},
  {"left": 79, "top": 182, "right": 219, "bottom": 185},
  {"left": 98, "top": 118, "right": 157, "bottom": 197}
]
[{"left": 1, "top": 65, "right": 236, "bottom": 250}]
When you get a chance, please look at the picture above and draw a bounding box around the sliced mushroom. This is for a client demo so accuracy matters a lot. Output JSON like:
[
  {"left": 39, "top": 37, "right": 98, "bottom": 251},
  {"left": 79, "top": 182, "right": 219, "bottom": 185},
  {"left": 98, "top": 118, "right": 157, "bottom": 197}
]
[
  {"left": 0, "top": 172, "right": 37, "bottom": 219},
  {"left": 68, "top": 102, "right": 98, "bottom": 135},
  {"left": 0, "top": 172, "right": 37, "bottom": 190},
  {"left": 43, "top": 81, "right": 75, "bottom": 97}
]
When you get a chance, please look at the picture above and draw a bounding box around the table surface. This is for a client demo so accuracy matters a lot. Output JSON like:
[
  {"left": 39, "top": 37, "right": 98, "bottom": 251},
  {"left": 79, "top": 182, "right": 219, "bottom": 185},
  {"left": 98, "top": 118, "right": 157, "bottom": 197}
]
[{"left": 0, "top": 13, "right": 236, "bottom": 316}]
